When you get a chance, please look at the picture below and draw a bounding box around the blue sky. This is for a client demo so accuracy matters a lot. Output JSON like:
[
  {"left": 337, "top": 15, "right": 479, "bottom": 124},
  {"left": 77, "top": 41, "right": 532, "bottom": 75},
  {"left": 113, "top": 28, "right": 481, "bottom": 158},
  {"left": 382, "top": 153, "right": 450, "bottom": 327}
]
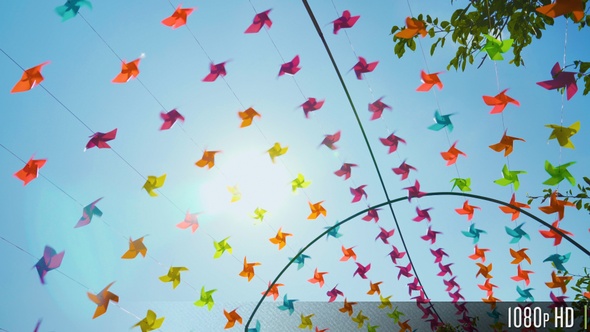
[{"left": 0, "top": 0, "right": 589, "bottom": 331}]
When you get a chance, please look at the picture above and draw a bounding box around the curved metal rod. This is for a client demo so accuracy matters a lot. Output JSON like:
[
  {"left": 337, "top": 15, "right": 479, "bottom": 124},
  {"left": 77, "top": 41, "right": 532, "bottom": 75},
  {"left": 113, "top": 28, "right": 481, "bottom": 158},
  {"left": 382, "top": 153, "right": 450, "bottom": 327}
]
[{"left": 244, "top": 191, "right": 589, "bottom": 330}]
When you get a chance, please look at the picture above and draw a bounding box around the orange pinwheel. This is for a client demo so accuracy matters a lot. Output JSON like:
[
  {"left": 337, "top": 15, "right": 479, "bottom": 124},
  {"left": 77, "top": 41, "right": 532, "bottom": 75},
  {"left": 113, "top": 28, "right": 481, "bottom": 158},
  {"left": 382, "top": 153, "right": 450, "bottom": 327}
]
[
  {"left": 539, "top": 191, "right": 575, "bottom": 220},
  {"left": 511, "top": 264, "right": 534, "bottom": 285},
  {"left": 476, "top": 263, "right": 493, "bottom": 279},
  {"left": 11, "top": 61, "right": 49, "bottom": 93},
  {"left": 489, "top": 130, "right": 525, "bottom": 156},
  {"left": 340, "top": 246, "right": 357, "bottom": 261},
  {"left": 262, "top": 281, "right": 284, "bottom": 301},
  {"left": 223, "top": 308, "right": 242, "bottom": 329},
  {"left": 510, "top": 248, "right": 531, "bottom": 264},
  {"left": 536, "top": 0, "right": 585, "bottom": 22},
  {"left": 477, "top": 278, "right": 498, "bottom": 296},
  {"left": 87, "top": 282, "right": 119, "bottom": 319},
  {"left": 367, "top": 280, "right": 383, "bottom": 295},
  {"left": 112, "top": 58, "right": 140, "bottom": 83},
  {"left": 339, "top": 298, "right": 357, "bottom": 316},
  {"left": 416, "top": 70, "right": 443, "bottom": 91},
  {"left": 269, "top": 227, "right": 292, "bottom": 250},
  {"left": 14, "top": 156, "right": 47, "bottom": 186},
  {"left": 195, "top": 150, "right": 221, "bottom": 169},
  {"left": 482, "top": 89, "right": 520, "bottom": 114},
  {"left": 545, "top": 271, "right": 572, "bottom": 293},
  {"left": 307, "top": 268, "right": 328, "bottom": 287},
  {"left": 239, "top": 257, "right": 260, "bottom": 282},
  {"left": 499, "top": 193, "right": 530, "bottom": 221},
  {"left": 161, "top": 6, "right": 194, "bottom": 29},
  {"left": 468, "top": 245, "right": 490, "bottom": 262},
  {"left": 398, "top": 319, "right": 412, "bottom": 332},
  {"left": 440, "top": 141, "right": 466, "bottom": 166},
  {"left": 307, "top": 201, "right": 327, "bottom": 219},
  {"left": 539, "top": 220, "right": 573, "bottom": 246},
  {"left": 238, "top": 107, "right": 261, "bottom": 128},
  {"left": 121, "top": 237, "right": 147, "bottom": 259},
  {"left": 482, "top": 293, "right": 500, "bottom": 309},
  {"left": 395, "top": 17, "right": 427, "bottom": 39},
  {"left": 455, "top": 200, "right": 481, "bottom": 221}
]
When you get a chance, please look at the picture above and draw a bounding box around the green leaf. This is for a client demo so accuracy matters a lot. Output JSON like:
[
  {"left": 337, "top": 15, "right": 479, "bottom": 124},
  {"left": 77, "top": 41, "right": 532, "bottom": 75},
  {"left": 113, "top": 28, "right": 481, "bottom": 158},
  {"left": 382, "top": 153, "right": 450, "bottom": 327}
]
[
  {"left": 428, "top": 28, "right": 435, "bottom": 38},
  {"left": 576, "top": 199, "right": 583, "bottom": 210},
  {"left": 579, "top": 61, "right": 590, "bottom": 73},
  {"left": 441, "top": 21, "right": 449, "bottom": 29}
]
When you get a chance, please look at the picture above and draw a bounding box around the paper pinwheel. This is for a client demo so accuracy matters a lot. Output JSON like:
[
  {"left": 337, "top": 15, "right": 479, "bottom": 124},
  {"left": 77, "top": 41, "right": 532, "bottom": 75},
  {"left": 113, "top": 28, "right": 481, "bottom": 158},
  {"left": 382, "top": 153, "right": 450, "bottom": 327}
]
[
  {"left": 545, "top": 121, "right": 580, "bottom": 149},
  {"left": 441, "top": 141, "right": 466, "bottom": 166},
  {"left": 489, "top": 130, "right": 525, "bottom": 156},
  {"left": 238, "top": 107, "right": 261, "bottom": 128},
  {"left": 202, "top": 62, "right": 228, "bottom": 82},
  {"left": 252, "top": 207, "right": 267, "bottom": 222},
  {"left": 412, "top": 207, "right": 432, "bottom": 222},
  {"left": 395, "top": 17, "right": 427, "bottom": 39},
  {"left": 482, "top": 34, "right": 513, "bottom": 61},
  {"left": 428, "top": 110, "right": 454, "bottom": 132},
  {"left": 142, "top": 174, "right": 166, "bottom": 197},
  {"left": 379, "top": 295, "right": 393, "bottom": 309},
  {"left": 87, "top": 282, "right": 118, "bottom": 319},
  {"left": 279, "top": 55, "right": 301, "bottom": 76},
  {"left": 499, "top": 193, "right": 530, "bottom": 221},
  {"left": 340, "top": 246, "right": 357, "bottom": 261},
  {"left": 325, "top": 223, "right": 343, "bottom": 239},
  {"left": 388, "top": 307, "right": 405, "bottom": 323},
  {"left": 417, "top": 71, "right": 443, "bottom": 91},
  {"left": 227, "top": 185, "right": 242, "bottom": 202},
  {"left": 194, "top": 287, "right": 216, "bottom": 310},
  {"left": 159, "top": 266, "right": 188, "bottom": 289},
  {"left": 537, "top": 62, "right": 578, "bottom": 100},
  {"left": 160, "top": 109, "right": 185, "bottom": 130},
  {"left": 298, "top": 314, "right": 314, "bottom": 329},
  {"left": 239, "top": 257, "right": 261, "bottom": 282},
  {"left": 505, "top": 223, "right": 530, "bottom": 243},
  {"left": 392, "top": 160, "right": 416, "bottom": 180},
  {"left": 176, "top": 211, "right": 199, "bottom": 233},
  {"left": 404, "top": 180, "right": 426, "bottom": 201},
  {"left": 544, "top": 252, "right": 570, "bottom": 271},
  {"left": 380, "top": 133, "right": 406, "bottom": 153},
  {"left": 308, "top": 201, "right": 326, "bottom": 219},
  {"left": 468, "top": 245, "right": 490, "bottom": 262},
  {"left": 539, "top": 220, "right": 573, "bottom": 246},
  {"left": 388, "top": 245, "right": 406, "bottom": 264},
  {"left": 511, "top": 264, "right": 534, "bottom": 285},
  {"left": 75, "top": 197, "right": 103, "bottom": 228},
  {"left": 121, "top": 237, "right": 147, "bottom": 259},
  {"left": 362, "top": 208, "right": 380, "bottom": 222},
  {"left": 245, "top": 9, "right": 272, "bottom": 33},
  {"left": 85, "top": 128, "right": 117, "bottom": 150},
  {"left": 510, "top": 248, "right": 531, "bottom": 264},
  {"left": 333, "top": 10, "right": 360, "bottom": 34},
  {"left": 350, "top": 185, "right": 368, "bottom": 203},
  {"left": 263, "top": 281, "right": 283, "bottom": 301},
  {"left": 444, "top": 276, "right": 459, "bottom": 291},
  {"left": 35, "top": 245, "right": 64, "bottom": 284},
  {"left": 478, "top": 279, "right": 497, "bottom": 296},
  {"left": 300, "top": 98, "right": 324, "bottom": 118},
  {"left": 367, "top": 281, "right": 382, "bottom": 295},
  {"left": 133, "top": 310, "right": 164, "bottom": 332},
  {"left": 213, "top": 237, "right": 232, "bottom": 258},
  {"left": 376, "top": 227, "right": 395, "bottom": 244},
  {"left": 292, "top": 173, "right": 311, "bottom": 192},
  {"left": 334, "top": 163, "right": 357, "bottom": 180},
  {"left": 14, "top": 156, "right": 46, "bottom": 186},
  {"left": 55, "top": 0, "right": 91, "bottom": 21},
  {"left": 267, "top": 142, "right": 288, "bottom": 162},
  {"left": 269, "top": 227, "right": 292, "bottom": 250},
  {"left": 353, "top": 262, "right": 371, "bottom": 279},
  {"left": 195, "top": 150, "right": 220, "bottom": 169},
  {"left": 396, "top": 263, "right": 414, "bottom": 279},
  {"left": 339, "top": 298, "right": 357, "bottom": 316},
  {"left": 546, "top": 271, "right": 572, "bottom": 293},
  {"left": 483, "top": 89, "right": 519, "bottom": 113},
  {"left": 461, "top": 223, "right": 487, "bottom": 244},
  {"left": 112, "top": 58, "right": 140, "bottom": 83},
  {"left": 475, "top": 263, "right": 493, "bottom": 279},
  {"left": 248, "top": 320, "right": 261, "bottom": 332},
  {"left": 289, "top": 252, "right": 311, "bottom": 270},
  {"left": 544, "top": 160, "right": 576, "bottom": 186},
  {"left": 421, "top": 226, "right": 441, "bottom": 244},
  {"left": 326, "top": 285, "right": 343, "bottom": 302},
  {"left": 367, "top": 97, "right": 392, "bottom": 120},
  {"left": 451, "top": 177, "right": 471, "bottom": 192},
  {"left": 277, "top": 294, "right": 298, "bottom": 315},
  {"left": 308, "top": 268, "right": 328, "bottom": 287},
  {"left": 161, "top": 6, "right": 194, "bottom": 29},
  {"left": 11, "top": 61, "right": 49, "bottom": 93},
  {"left": 352, "top": 57, "right": 378, "bottom": 79},
  {"left": 431, "top": 248, "right": 448, "bottom": 263},
  {"left": 539, "top": 191, "right": 575, "bottom": 220},
  {"left": 223, "top": 309, "right": 242, "bottom": 329},
  {"left": 455, "top": 200, "right": 481, "bottom": 221},
  {"left": 320, "top": 131, "right": 341, "bottom": 150},
  {"left": 494, "top": 164, "right": 525, "bottom": 190},
  {"left": 352, "top": 311, "right": 368, "bottom": 328},
  {"left": 536, "top": 0, "right": 585, "bottom": 22}
]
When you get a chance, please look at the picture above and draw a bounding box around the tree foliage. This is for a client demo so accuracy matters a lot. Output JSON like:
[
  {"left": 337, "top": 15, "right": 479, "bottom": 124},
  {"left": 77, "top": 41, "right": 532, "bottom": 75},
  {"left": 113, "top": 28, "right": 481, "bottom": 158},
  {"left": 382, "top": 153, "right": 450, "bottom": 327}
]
[{"left": 391, "top": 0, "right": 590, "bottom": 95}]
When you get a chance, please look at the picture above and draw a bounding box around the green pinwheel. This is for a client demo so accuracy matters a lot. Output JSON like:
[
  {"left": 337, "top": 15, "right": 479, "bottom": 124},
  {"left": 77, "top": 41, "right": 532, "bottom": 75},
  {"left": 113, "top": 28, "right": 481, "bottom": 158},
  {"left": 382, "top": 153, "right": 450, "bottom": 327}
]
[
  {"left": 543, "top": 160, "right": 575, "bottom": 186},
  {"left": 494, "top": 164, "right": 526, "bottom": 190}
]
